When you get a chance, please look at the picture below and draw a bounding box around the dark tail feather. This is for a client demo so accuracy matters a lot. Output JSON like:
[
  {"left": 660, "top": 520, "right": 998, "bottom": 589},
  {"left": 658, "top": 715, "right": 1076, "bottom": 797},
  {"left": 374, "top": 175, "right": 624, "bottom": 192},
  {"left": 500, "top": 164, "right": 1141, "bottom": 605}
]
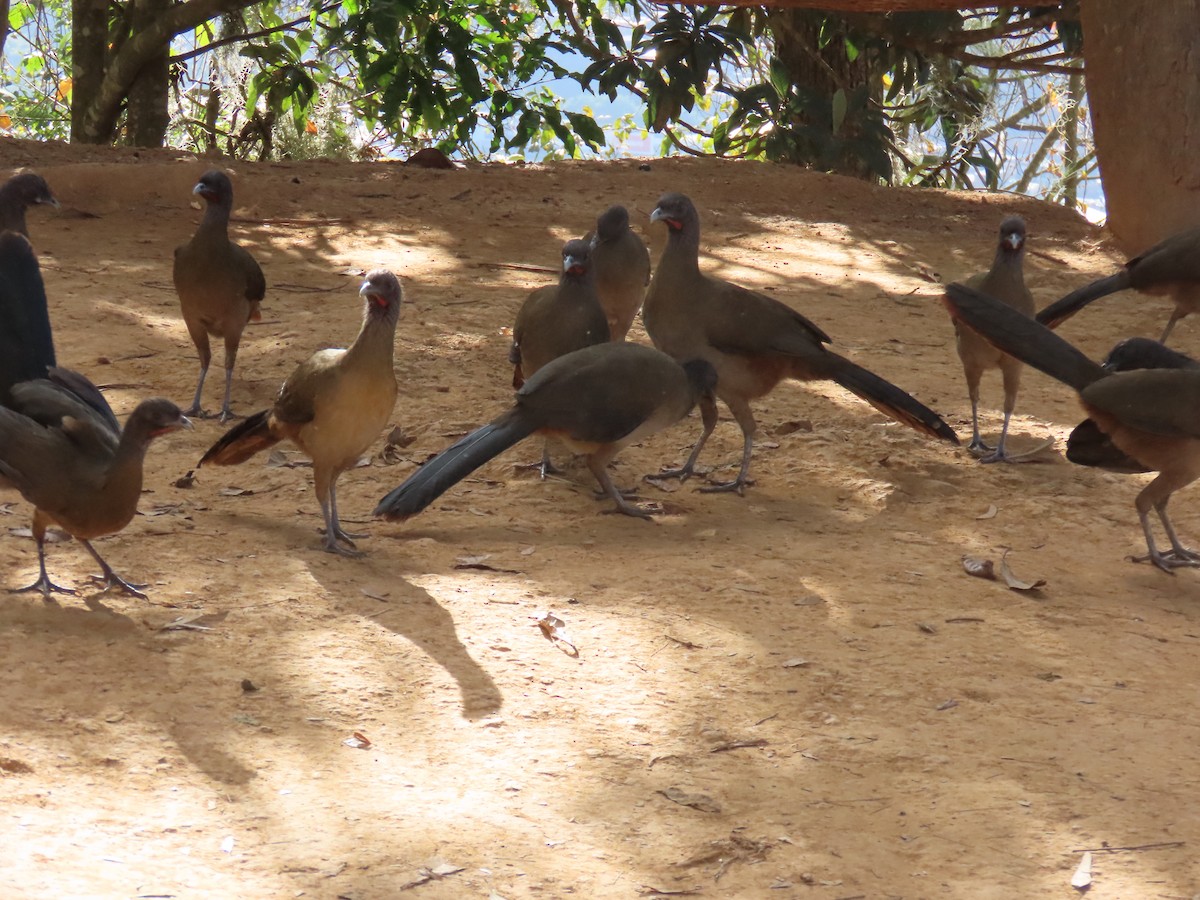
[
  {"left": 824, "top": 354, "right": 959, "bottom": 445},
  {"left": 374, "top": 409, "right": 538, "bottom": 521},
  {"left": 1036, "top": 272, "right": 1129, "bottom": 329},
  {"left": 198, "top": 410, "right": 278, "bottom": 466},
  {"left": 945, "top": 282, "right": 1107, "bottom": 392},
  {"left": 0, "top": 231, "right": 54, "bottom": 404},
  {"left": 1066, "top": 418, "right": 1150, "bottom": 473}
]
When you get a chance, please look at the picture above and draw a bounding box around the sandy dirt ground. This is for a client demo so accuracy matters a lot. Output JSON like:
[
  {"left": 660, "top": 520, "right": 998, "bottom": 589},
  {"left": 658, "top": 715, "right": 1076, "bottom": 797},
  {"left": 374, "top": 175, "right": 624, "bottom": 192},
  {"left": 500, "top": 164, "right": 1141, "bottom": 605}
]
[{"left": 1, "top": 137, "right": 1199, "bottom": 900}]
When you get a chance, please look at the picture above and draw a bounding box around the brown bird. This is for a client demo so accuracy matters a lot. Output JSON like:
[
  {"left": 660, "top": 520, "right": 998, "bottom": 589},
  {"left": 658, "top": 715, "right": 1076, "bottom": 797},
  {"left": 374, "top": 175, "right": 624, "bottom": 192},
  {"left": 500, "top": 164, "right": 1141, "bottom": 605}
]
[
  {"left": 588, "top": 205, "right": 651, "bottom": 340},
  {"left": 509, "top": 238, "right": 610, "bottom": 477},
  {"left": 945, "top": 281, "right": 1200, "bottom": 573},
  {"left": 950, "top": 215, "right": 1035, "bottom": 462},
  {"left": 173, "top": 169, "right": 267, "bottom": 422},
  {"left": 0, "top": 172, "right": 58, "bottom": 238},
  {"left": 643, "top": 192, "right": 958, "bottom": 493},
  {"left": 0, "top": 376, "right": 190, "bottom": 599},
  {"left": 1037, "top": 226, "right": 1200, "bottom": 343},
  {"left": 199, "top": 270, "right": 402, "bottom": 556},
  {"left": 374, "top": 342, "right": 717, "bottom": 521},
  {"left": 1067, "top": 338, "right": 1199, "bottom": 473}
]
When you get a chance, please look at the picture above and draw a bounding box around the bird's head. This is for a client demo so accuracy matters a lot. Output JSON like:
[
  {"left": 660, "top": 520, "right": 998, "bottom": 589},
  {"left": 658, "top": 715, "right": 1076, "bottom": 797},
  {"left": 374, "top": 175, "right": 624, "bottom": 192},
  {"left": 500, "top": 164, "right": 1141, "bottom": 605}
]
[
  {"left": 193, "top": 170, "right": 233, "bottom": 204},
  {"left": 360, "top": 269, "right": 403, "bottom": 319},
  {"left": 650, "top": 193, "right": 696, "bottom": 234},
  {"left": 594, "top": 204, "right": 630, "bottom": 242},
  {"left": 998, "top": 216, "right": 1027, "bottom": 254},
  {"left": 5, "top": 173, "right": 59, "bottom": 209},
  {"left": 561, "top": 238, "right": 592, "bottom": 278},
  {"left": 130, "top": 398, "right": 193, "bottom": 441}
]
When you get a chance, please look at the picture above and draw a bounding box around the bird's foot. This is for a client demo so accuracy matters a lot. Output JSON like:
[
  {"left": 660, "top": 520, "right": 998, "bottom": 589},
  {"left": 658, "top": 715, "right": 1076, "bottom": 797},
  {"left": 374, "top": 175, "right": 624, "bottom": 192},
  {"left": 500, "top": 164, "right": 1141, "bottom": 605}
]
[
  {"left": 966, "top": 439, "right": 995, "bottom": 456},
  {"left": 602, "top": 498, "right": 656, "bottom": 519},
  {"left": 10, "top": 575, "right": 77, "bottom": 600},
  {"left": 594, "top": 485, "right": 640, "bottom": 501},
  {"left": 1133, "top": 549, "right": 1200, "bottom": 573},
  {"left": 652, "top": 463, "right": 696, "bottom": 483},
  {"left": 699, "top": 475, "right": 754, "bottom": 496},
  {"left": 514, "top": 459, "right": 563, "bottom": 479},
  {"left": 322, "top": 538, "right": 365, "bottom": 558},
  {"left": 321, "top": 525, "right": 368, "bottom": 542},
  {"left": 217, "top": 407, "right": 241, "bottom": 424},
  {"left": 977, "top": 448, "right": 1013, "bottom": 464},
  {"left": 89, "top": 571, "right": 149, "bottom": 600}
]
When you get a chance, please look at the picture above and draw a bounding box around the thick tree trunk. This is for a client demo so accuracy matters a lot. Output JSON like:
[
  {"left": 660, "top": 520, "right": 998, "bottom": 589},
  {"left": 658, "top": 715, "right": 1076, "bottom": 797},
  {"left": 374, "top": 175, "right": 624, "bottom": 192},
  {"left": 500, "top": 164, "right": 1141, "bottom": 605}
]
[
  {"left": 71, "top": 0, "right": 110, "bottom": 141},
  {"left": 125, "top": 0, "right": 173, "bottom": 146},
  {"left": 764, "top": 9, "right": 888, "bottom": 180},
  {"left": 1081, "top": 0, "right": 1200, "bottom": 250},
  {"left": 0, "top": 0, "right": 10, "bottom": 65}
]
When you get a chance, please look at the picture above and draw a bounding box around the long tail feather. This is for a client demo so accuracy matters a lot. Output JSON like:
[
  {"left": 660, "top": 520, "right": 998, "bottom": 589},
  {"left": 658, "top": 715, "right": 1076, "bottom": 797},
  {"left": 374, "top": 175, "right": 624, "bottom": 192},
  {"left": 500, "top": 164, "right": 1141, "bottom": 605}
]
[
  {"left": 198, "top": 410, "right": 278, "bottom": 466},
  {"left": 374, "top": 409, "right": 538, "bottom": 521}
]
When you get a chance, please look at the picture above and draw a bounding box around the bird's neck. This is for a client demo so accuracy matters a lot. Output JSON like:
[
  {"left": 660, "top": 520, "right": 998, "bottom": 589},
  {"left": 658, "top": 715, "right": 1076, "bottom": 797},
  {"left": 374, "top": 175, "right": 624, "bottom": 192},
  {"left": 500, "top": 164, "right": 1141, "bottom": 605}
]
[
  {"left": 344, "top": 312, "right": 398, "bottom": 368},
  {"left": 199, "top": 199, "right": 232, "bottom": 235},
  {"left": 661, "top": 227, "right": 703, "bottom": 279},
  {"left": 106, "top": 430, "right": 153, "bottom": 498}
]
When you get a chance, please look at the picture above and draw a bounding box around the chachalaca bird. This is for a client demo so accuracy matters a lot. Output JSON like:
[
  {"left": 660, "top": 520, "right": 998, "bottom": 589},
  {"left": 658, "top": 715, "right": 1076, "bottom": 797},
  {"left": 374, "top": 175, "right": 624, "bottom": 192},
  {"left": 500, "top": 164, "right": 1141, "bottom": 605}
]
[
  {"left": 0, "top": 375, "right": 190, "bottom": 599},
  {"left": 198, "top": 270, "right": 402, "bottom": 557},
  {"left": 1066, "top": 338, "right": 1199, "bottom": 473},
  {"left": 950, "top": 215, "right": 1035, "bottom": 461},
  {"left": 1037, "top": 226, "right": 1200, "bottom": 343},
  {"left": 0, "top": 172, "right": 58, "bottom": 238},
  {"left": 588, "top": 205, "right": 651, "bottom": 341},
  {"left": 643, "top": 192, "right": 958, "bottom": 494},
  {"left": 374, "top": 342, "right": 718, "bottom": 521},
  {"left": 509, "top": 238, "right": 610, "bottom": 477},
  {"left": 945, "top": 280, "right": 1200, "bottom": 573},
  {"left": 0, "top": 231, "right": 56, "bottom": 406},
  {"left": 173, "top": 169, "right": 267, "bottom": 422}
]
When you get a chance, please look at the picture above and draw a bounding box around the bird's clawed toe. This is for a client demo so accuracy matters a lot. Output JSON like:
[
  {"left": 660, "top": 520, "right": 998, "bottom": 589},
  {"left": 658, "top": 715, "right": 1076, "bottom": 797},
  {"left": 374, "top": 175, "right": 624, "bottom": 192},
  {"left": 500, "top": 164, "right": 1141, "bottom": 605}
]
[{"left": 11, "top": 576, "right": 76, "bottom": 600}]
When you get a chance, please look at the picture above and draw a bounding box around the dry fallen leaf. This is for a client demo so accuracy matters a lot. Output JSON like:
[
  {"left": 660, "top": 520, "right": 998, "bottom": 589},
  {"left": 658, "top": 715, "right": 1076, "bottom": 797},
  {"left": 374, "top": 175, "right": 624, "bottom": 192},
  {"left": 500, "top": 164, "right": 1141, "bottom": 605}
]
[
  {"left": 1000, "top": 551, "right": 1047, "bottom": 592},
  {"left": 658, "top": 786, "right": 722, "bottom": 813},
  {"left": 535, "top": 611, "right": 578, "bottom": 657},
  {"left": 976, "top": 504, "right": 998, "bottom": 520},
  {"left": 344, "top": 732, "right": 372, "bottom": 750}
]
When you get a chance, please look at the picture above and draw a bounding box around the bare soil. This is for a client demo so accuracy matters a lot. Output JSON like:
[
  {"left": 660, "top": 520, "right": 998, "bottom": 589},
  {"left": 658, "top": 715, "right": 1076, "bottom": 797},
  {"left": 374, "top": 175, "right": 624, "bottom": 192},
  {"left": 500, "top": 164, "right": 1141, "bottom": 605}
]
[{"left": 1, "top": 137, "right": 1198, "bottom": 900}]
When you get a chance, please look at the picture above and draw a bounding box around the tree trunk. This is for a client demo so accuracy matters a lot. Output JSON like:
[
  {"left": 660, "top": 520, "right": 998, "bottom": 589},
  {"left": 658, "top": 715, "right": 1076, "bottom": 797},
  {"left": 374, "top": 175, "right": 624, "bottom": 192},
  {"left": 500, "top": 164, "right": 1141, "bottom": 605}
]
[
  {"left": 0, "top": 0, "right": 11, "bottom": 65},
  {"left": 125, "top": 0, "right": 173, "bottom": 146},
  {"left": 764, "top": 9, "right": 888, "bottom": 180},
  {"left": 1081, "top": 0, "right": 1200, "bottom": 250},
  {"left": 71, "top": 0, "right": 110, "bottom": 141}
]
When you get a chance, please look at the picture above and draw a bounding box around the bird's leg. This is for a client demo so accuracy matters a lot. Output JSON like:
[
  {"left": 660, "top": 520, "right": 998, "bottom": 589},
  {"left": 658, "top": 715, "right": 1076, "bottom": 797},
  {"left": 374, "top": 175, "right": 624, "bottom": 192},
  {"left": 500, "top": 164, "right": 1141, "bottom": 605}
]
[
  {"left": 589, "top": 457, "right": 653, "bottom": 519},
  {"left": 317, "top": 474, "right": 363, "bottom": 557},
  {"left": 328, "top": 477, "right": 367, "bottom": 542},
  {"left": 966, "top": 396, "right": 994, "bottom": 455},
  {"left": 656, "top": 393, "right": 717, "bottom": 482},
  {"left": 185, "top": 364, "right": 209, "bottom": 418},
  {"left": 217, "top": 365, "right": 237, "bottom": 423},
  {"left": 1155, "top": 501, "right": 1200, "bottom": 562},
  {"left": 978, "top": 411, "right": 1013, "bottom": 464},
  {"left": 10, "top": 532, "right": 76, "bottom": 599},
  {"left": 700, "top": 399, "right": 756, "bottom": 494},
  {"left": 538, "top": 442, "right": 562, "bottom": 479},
  {"left": 1160, "top": 309, "right": 1182, "bottom": 344},
  {"left": 81, "top": 540, "right": 149, "bottom": 599},
  {"left": 979, "top": 365, "right": 1022, "bottom": 464}
]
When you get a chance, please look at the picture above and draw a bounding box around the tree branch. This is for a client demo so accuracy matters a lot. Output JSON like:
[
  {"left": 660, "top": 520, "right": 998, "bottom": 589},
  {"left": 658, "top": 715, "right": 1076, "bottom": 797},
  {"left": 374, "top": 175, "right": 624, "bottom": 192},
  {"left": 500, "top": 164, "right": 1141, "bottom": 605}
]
[{"left": 170, "top": 2, "right": 341, "bottom": 65}]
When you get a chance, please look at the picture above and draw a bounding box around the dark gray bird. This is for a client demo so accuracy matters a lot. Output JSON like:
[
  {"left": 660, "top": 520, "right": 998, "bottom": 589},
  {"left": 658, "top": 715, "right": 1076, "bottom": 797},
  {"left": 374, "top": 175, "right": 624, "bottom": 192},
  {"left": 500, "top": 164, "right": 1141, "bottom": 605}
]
[
  {"left": 589, "top": 205, "right": 650, "bottom": 341},
  {"left": 509, "top": 238, "right": 610, "bottom": 477},
  {"left": 1037, "top": 226, "right": 1200, "bottom": 343},
  {"left": 0, "top": 377, "right": 190, "bottom": 599},
  {"left": 173, "top": 169, "right": 267, "bottom": 422},
  {"left": 375, "top": 342, "right": 717, "bottom": 521},
  {"left": 950, "top": 216, "right": 1035, "bottom": 462},
  {"left": 643, "top": 191, "right": 957, "bottom": 494}
]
